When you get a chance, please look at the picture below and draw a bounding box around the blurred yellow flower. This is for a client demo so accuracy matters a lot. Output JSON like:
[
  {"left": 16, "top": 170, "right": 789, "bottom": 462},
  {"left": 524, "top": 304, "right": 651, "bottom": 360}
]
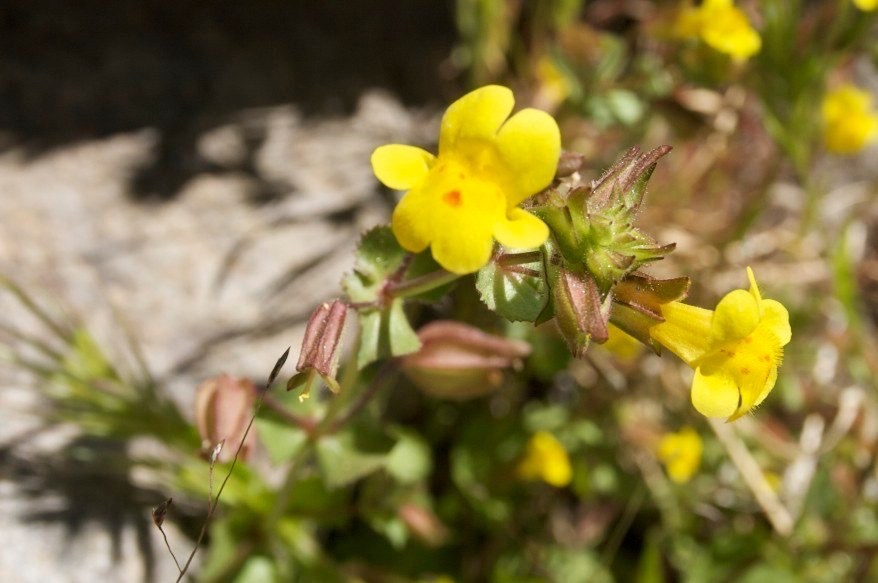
[
  {"left": 649, "top": 268, "right": 791, "bottom": 422},
  {"left": 517, "top": 431, "right": 572, "bottom": 487},
  {"left": 657, "top": 427, "right": 703, "bottom": 483},
  {"left": 535, "top": 56, "right": 573, "bottom": 109},
  {"left": 371, "top": 85, "right": 560, "bottom": 274},
  {"left": 853, "top": 0, "right": 878, "bottom": 11},
  {"left": 822, "top": 84, "right": 878, "bottom": 154},
  {"left": 676, "top": 0, "right": 761, "bottom": 61}
]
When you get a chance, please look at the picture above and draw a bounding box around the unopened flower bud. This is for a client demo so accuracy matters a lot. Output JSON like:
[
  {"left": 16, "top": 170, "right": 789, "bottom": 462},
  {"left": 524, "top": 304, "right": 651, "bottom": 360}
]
[
  {"left": 402, "top": 321, "right": 531, "bottom": 400},
  {"left": 287, "top": 300, "right": 347, "bottom": 401},
  {"left": 398, "top": 503, "right": 449, "bottom": 547},
  {"left": 194, "top": 374, "right": 257, "bottom": 463},
  {"left": 552, "top": 269, "right": 609, "bottom": 358}
]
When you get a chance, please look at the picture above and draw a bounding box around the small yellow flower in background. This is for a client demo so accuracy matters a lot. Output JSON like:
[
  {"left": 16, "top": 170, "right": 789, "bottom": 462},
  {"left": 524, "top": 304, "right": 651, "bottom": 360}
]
[
  {"left": 657, "top": 427, "right": 703, "bottom": 484},
  {"left": 675, "top": 0, "right": 761, "bottom": 61},
  {"left": 763, "top": 470, "right": 782, "bottom": 492},
  {"left": 649, "top": 268, "right": 791, "bottom": 422},
  {"left": 822, "top": 84, "right": 878, "bottom": 154},
  {"left": 853, "top": 0, "right": 878, "bottom": 11},
  {"left": 534, "top": 56, "right": 574, "bottom": 110},
  {"left": 517, "top": 431, "right": 572, "bottom": 487},
  {"left": 371, "top": 85, "right": 561, "bottom": 274}
]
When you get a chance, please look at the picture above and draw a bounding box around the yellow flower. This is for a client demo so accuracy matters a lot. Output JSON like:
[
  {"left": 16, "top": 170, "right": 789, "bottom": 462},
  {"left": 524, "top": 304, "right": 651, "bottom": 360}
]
[
  {"left": 822, "top": 84, "right": 878, "bottom": 154},
  {"left": 371, "top": 85, "right": 561, "bottom": 274},
  {"left": 657, "top": 427, "right": 703, "bottom": 484},
  {"left": 517, "top": 431, "right": 572, "bottom": 487},
  {"left": 853, "top": 0, "right": 878, "bottom": 11},
  {"left": 535, "top": 56, "right": 573, "bottom": 109},
  {"left": 649, "top": 268, "right": 791, "bottom": 422},
  {"left": 676, "top": 0, "right": 761, "bottom": 61}
]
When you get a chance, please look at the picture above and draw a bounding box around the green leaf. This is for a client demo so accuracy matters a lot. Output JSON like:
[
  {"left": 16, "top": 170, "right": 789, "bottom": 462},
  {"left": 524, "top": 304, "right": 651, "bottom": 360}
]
[
  {"left": 476, "top": 253, "right": 548, "bottom": 322},
  {"left": 342, "top": 226, "right": 422, "bottom": 368},
  {"left": 351, "top": 226, "right": 409, "bottom": 287},
  {"left": 355, "top": 299, "right": 421, "bottom": 369},
  {"left": 254, "top": 418, "right": 308, "bottom": 464},
  {"left": 404, "top": 251, "right": 457, "bottom": 302},
  {"left": 316, "top": 427, "right": 394, "bottom": 489},
  {"left": 385, "top": 428, "right": 432, "bottom": 484}
]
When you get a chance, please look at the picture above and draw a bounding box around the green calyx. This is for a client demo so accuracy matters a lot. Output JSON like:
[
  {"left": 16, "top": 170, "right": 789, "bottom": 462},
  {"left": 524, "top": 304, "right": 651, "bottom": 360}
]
[{"left": 534, "top": 145, "right": 675, "bottom": 294}]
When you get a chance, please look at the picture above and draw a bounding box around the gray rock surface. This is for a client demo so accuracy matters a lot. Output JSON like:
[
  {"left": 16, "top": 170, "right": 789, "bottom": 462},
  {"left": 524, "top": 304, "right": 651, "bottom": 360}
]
[{"left": 0, "top": 91, "right": 438, "bottom": 582}]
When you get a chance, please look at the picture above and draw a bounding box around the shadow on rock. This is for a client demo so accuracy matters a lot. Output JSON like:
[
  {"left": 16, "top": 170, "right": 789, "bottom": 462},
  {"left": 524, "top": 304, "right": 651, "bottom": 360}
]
[{"left": 0, "top": 0, "right": 457, "bottom": 201}]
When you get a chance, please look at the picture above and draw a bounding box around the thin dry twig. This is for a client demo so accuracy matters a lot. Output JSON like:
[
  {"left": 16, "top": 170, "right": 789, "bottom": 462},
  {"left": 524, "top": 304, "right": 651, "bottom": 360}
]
[
  {"left": 152, "top": 498, "right": 182, "bottom": 574},
  {"left": 709, "top": 418, "right": 794, "bottom": 536},
  {"left": 171, "top": 346, "right": 290, "bottom": 582}
]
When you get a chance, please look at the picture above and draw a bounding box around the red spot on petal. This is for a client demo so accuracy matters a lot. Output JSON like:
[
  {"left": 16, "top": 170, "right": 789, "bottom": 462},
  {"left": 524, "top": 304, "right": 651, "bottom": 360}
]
[
  {"left": 443, "top": 190, "right": 462, "bottom": 207},
  {"left": 741, "top": 367, "right": 751, "bottom": 375}
]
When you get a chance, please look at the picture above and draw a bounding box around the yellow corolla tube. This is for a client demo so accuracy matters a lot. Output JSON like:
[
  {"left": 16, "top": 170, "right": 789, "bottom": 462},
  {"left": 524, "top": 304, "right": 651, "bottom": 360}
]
[
  {"left": 371, "top": 85, "right": 561, "bottom": 275},
  {"left": 650, "top": 268, "right": 791, "bottom": 422}
]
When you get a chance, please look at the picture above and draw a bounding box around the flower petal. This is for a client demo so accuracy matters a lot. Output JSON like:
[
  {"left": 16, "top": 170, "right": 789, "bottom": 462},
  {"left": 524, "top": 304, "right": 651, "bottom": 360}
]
[
  {"left": 761, "top": 299, "right": 791, "bottom": 346},
  {"left": 494, "top": 108, "right": 561, "bottom": 205},
  {"left": 392, "top": 153, "right": 510, "bottom": 273},
  {"left": 392, "top": 188, "right": 433, "bottom": 253},
  {"left": 691, "top": 367, "right": 740, "bottom": 419},
  {"left": 431, "top": 225, "right": 495, "bottom": 275},
  {"left": 439, "top": 85, "right": 514, "bottom": 154},
  {"left": 493, "top": 208, "right": 549, "bottom": 250},
  {"left": 709, "top": 289, "right": 759, "bottom": 347},
  {"left": 746, "top": 266, "right": 762, "bottom": 304},
  {"left": 727, "top": 350, "right": 778, "bottom": 421},
  {"left": 753, "top": 364, "right": 778, "bottom": 408},
  {"left": 371, "top": 145, "right": 436, "bottom": 190}
]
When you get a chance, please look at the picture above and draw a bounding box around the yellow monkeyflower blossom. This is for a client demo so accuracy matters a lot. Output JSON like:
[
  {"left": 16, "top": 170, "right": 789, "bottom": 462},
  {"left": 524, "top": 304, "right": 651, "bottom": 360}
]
[
  {"left": 649, "top": 268, "right": 791, "bottom": 422},
  {"left": 676, "top": 0, "right": 761, "bottom": 61},
  {"left": 371, "top": 85, "right": 561, "bottom": 274},
  {"left": 517, "top": 431, "right": 572, "bottom": 487},
  {"left": 657, "top": 427, "right": 703, "bottom": 484},
  {"left": 822, "top": 84, "right": 878, "bottom": 154},
  {"left": 853, "top": 0, "right": 878, "bottom": 11}
]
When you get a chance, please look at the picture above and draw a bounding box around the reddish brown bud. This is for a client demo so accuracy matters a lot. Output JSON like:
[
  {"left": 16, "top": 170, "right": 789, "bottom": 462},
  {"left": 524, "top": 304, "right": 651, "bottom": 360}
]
[
  {"left": 194, "top": 374, "right": 257, "bottom": 463},
  {"left": 552, "top": 270, "right": 609, "bottom": 358},
  {"left": 288, "top": 300, "right": 347, "bottom": 401},
  {"left": 402, "top": 321, "right": 531, "bottom": 400}
]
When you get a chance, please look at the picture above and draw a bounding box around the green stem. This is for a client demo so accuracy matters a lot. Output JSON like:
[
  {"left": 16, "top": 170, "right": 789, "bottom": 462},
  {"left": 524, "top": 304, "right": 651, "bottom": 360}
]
[
  {"left": 263, "top": 394, "right": 317, "bottom": 436},
  {"left": 497, "top": 250, "right": 542, "bottom": 266},
  {"left": 385, "top": 269, "right": 462, "bottom": 300},
  {"left": 324, "top": 362, "right": 395, "bottom": 435}
]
